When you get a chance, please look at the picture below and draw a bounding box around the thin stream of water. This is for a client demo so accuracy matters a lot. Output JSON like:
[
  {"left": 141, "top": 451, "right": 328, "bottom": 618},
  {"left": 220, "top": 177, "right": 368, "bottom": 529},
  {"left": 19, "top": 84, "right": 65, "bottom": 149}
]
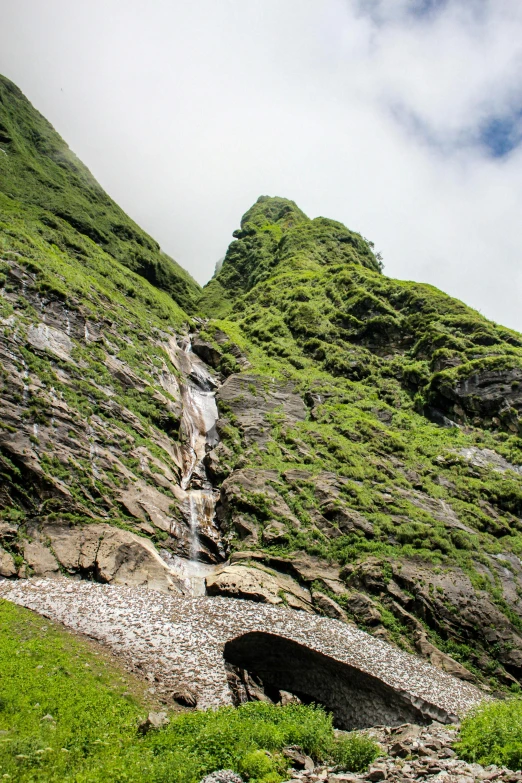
[{"left": 175, "top": 334, "right": 222, "bottom": 595}]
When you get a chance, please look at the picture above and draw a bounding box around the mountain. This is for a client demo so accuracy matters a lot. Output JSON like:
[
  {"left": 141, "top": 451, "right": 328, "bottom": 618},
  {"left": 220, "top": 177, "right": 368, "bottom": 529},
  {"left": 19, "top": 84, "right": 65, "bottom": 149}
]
[
  {"left": 2, "top": 77, "right": 522, "bottom": 697},
  {"left": 0, "top": 75, "right": 200, "bottom": 310}
]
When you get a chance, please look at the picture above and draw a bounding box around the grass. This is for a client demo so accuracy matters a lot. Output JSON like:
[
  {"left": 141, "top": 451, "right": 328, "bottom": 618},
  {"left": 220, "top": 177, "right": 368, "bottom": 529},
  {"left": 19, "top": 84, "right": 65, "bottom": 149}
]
[
  {"left": 456, "top": 698, "right": 522, "bottom": 771},
  {"left": 0, "top": 600, "right": 378, "bottom": 782}
]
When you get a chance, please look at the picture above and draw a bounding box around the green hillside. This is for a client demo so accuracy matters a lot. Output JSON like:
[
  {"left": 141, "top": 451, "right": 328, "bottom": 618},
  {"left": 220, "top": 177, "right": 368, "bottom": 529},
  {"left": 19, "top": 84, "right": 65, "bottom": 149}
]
[
  {"left": 197, "top": 196, "right": 522, "bottom": 688},
  {"left": 0, "top": 75, "right": 200, "bottom": 311}
]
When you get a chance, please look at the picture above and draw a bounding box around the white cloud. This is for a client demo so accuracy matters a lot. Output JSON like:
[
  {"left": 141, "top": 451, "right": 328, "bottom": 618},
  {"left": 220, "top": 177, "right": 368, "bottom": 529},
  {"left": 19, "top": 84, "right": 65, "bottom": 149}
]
[{"left": 0, "top": 0, "right": 521, "bottom": 329}]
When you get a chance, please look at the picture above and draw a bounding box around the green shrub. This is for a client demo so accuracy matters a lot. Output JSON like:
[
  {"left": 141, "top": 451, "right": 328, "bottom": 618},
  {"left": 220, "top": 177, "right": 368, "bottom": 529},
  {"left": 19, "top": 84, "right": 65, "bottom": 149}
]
[
  {"left": 331, "top": 732, "right": 380, "bottom": 771},
  {"left": 456, "top": 698, "right": 522, "bottom": 770}
]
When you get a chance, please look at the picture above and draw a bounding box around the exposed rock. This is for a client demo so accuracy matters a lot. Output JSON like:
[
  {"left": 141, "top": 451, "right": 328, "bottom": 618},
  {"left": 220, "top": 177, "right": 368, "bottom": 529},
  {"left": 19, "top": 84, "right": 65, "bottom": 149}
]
[
  {"left": 230, "top": 551, "right": 345, "bottom": 596},
  {"left": 206, "top": 563, "right": 313, "bottom": 611},
  {"left": 42, "top": 523, "right": 184, "bottom": 594},
  {"left": 191, "top": 337, "right": 223, "bottom": 368},
  {"left": 23, "top": 540, "right": 60, "bottom": 577},
  {"left": 346, "top": 557, "right": 522, "bottom": 679},
  {"left": 171, "top": 688, "right": 198, "bottom": 708},
  {"left": 217, "top": 469, "right": 301, "bottom": 542},
  {"left": 312, "top": 591, "right": 349, "bottom": 622},
  {"left": 217, "top": 374, "right": 306, "bottom": 444},
  {"left": 0, "top": 547, "right": 16, "bottom": 578},
  {"left": 199, "top": 772, "right": 244, "bottom": 783},
  {"left": 431, "top": 365, "right": 522, "bottom": 433},
  {"left": 343, "top": 592, "right": 382, "bottom": 627},
  {"left": 415, "top": 633, "right": 477, "bottom": 682},
  {"left": 459, "top": 447, "right": 522, "bottom": 475},
  {"left": 26, "top": 322, "right": 73, "bottom": 362},
  {"left": 138, "top": 711, "right": 169, "bottom": 734},
  {"left": 283, "top": 746, "right": 315, "bottom": 771},
  {"left": 0, "top": 523, "right": 18, "bottom": 542},
  {"left": 396, "top": 487, "right": 476, "bottom": 535},
  {"left": 262, "top": 521, "right": 290, "bottom": 546}
]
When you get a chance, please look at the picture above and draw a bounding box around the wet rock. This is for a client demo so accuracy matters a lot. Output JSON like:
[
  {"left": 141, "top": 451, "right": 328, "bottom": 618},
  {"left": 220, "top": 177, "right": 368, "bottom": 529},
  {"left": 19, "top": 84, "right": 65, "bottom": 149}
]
[
  {"left": 191, "top": 338, "right": 223, "bottom": 368},
  {"left": 204, "top": 442, "right": 234, "bottom": 483}
]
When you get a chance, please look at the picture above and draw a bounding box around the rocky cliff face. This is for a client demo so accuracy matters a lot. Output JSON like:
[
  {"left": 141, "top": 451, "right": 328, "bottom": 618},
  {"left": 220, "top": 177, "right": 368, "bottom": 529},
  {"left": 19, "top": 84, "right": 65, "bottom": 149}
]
[{"left": 3, "top": 78, "right": 522, "bottom": 694}]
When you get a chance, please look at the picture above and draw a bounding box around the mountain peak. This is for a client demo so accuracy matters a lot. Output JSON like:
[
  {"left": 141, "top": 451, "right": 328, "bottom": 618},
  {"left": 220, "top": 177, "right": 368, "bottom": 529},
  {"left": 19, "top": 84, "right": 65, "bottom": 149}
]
[{"left": 199, "top": 195, "right": 382, "bottom": 316}]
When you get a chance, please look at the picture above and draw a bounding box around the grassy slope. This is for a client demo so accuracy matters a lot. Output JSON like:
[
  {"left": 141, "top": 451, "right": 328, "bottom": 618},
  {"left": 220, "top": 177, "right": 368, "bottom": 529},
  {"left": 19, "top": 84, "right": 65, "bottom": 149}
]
[
  {"left": 0, "top": 74, "right": 200, "bottom": 311},
  {"left": 199, "top": 196, "right": 522, "bottom": 681},
  {"left": 0, "top": 600, "right": 376, "bottom": 783}
]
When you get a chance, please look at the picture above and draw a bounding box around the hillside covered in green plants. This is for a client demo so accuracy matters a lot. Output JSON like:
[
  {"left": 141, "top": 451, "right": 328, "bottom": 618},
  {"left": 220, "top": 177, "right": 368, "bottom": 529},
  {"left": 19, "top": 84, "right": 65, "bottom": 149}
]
[{"left": 3, "top": 72, "right": 522, "bottom": 700}]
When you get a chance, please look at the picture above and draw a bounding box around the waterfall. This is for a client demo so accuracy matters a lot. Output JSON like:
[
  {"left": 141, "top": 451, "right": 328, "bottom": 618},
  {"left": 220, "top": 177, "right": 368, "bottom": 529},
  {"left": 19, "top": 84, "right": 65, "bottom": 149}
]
[{"left": 174, "top": 333, "right": 223, "bottom": 595}]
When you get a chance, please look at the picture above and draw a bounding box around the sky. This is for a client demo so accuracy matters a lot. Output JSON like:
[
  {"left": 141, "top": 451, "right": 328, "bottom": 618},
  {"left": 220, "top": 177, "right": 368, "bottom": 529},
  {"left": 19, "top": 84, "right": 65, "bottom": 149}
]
[{"left": 1, "top": 0, "right": 522, "bottom": 330}]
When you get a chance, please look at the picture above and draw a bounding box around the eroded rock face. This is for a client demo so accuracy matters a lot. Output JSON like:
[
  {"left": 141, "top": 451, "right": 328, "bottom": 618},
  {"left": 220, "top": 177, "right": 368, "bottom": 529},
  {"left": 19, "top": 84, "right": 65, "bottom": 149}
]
[
  {"left": 216, "top": 374, "right": 306, "bottom": 445},
  {"left": 0, "top": 259, "right": 225, "bottom": 583},
  {"left": 345, "top": 557, "right": 522, "bottom": 682},
  {"left": 431, "top": 365, "right": 522, "bottom": 433}
]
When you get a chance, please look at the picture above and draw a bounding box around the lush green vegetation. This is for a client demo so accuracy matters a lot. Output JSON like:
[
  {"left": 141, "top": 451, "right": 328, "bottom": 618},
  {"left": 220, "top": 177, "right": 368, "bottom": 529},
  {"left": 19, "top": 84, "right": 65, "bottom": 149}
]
[
  {"left": 0, "top": 601, "right": 378, "bottom": 782},
  {"left": 0, "top": 75, "right": 200, "bottom": 310},
  {"left": 456, "top": 698, "right": 522, "bottom": 770}
]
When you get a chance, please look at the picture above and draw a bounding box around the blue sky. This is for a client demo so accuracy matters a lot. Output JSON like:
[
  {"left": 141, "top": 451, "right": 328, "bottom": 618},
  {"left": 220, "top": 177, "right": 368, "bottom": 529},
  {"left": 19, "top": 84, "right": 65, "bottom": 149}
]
[{"left": 1, "top": 0, "right": 522, "bottom": 329}]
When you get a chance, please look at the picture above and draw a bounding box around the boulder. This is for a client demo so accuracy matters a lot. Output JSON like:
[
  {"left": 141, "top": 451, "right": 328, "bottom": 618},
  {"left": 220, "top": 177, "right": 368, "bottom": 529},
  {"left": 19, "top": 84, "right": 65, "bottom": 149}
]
[
  {"left": 42, "top": 523, "right": 184, "bottom": 594},
  {"left": 312, "top": 591, "right": 349, "bottom": 622},
  {"left": 206, "top": 563, "right": 313, "bottom": 611},
  {"left": 138, "top": 711, "right": 169, "bottom": 734},
  {"left": 0, "top": 547, "right": 16, "bottom": 578}
]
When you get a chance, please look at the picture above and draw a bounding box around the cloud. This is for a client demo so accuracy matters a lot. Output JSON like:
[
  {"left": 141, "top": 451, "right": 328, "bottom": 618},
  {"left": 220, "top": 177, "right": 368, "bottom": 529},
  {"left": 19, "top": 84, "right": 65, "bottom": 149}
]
[{"left": 0, "top": 0, "right": 521, "bottom": 330}]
